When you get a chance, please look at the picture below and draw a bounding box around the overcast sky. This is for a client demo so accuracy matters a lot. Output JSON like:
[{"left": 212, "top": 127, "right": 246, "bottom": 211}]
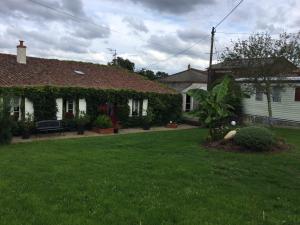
[{"left": 0, "top": 0, "right": 299, "bottom": 74}]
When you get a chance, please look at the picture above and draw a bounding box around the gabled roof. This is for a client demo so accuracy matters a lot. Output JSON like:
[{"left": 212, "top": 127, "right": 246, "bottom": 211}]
[
  {"left": 210, "top": 57, "right": 298, "bottom": 71},
  {"left": 0, "top": 53, "right": 175, "bottom": 94},
  {"left": 160, "top": 68, "right": 207, "bottom": 83}
]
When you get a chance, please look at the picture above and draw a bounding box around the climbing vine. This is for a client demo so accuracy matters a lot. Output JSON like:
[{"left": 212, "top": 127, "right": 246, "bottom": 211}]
[{"left": 0, "top": 86, "right": 182, "bottom": 125}]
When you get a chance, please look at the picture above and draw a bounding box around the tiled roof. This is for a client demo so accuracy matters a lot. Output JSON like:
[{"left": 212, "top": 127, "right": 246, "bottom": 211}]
[
  {"left": 0, "top": 53, "right": 175, "bottom": 94},
  {"left": 159, "top": 68, "right": 207, "bottom": 83},
  {"left": 210, "top": 57, "right": 298, "bottom": 70}
]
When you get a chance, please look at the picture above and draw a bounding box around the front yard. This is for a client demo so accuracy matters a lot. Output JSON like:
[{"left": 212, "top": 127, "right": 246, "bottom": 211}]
[{"left": 0, "top": 128, "right": 299, "bottom": 225}]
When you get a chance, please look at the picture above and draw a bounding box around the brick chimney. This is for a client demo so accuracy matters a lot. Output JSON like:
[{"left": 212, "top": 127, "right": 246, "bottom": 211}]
[
  {"left": 188, "top": 64, "right": 191, "bottom": 70},
  {"left": 17, "top": 40, "right": 26, "bottom": 64}
]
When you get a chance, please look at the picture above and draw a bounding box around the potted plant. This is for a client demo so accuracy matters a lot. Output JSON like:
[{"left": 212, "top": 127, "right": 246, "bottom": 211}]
[
  {"left": 93, "top": 115, "right": 114, "bottom": 134},
  {"left": 63, "top": 112, "right": 76, "bottom": 131},
  {"left": 142, "top": 108, "right": 154, "bottom": 130},
  {"left": 20, "top": 113, "right": 34, "bottom": 139},
  {"left": 166, "top": 121, "right": 178, "bottom": 128},
  {"left": 76, "top": 112, "right": 90, "bottom": 135}
]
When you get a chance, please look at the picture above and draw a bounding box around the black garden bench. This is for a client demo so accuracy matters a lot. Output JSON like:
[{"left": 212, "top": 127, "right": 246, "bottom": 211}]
[{"left": 36, "top": 120, "right": 64, "bottom": 134}]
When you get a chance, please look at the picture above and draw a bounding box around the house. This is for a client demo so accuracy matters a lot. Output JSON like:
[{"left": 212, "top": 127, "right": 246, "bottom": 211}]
[
  {"left": 210, "top": 58, "right": 300, "bottom": 125},
  {"left": 0, "top": 41, "right": 181, "bottom": 125},
  {"left": 159, "top": 64, "right": 207, "bottom": 112}
]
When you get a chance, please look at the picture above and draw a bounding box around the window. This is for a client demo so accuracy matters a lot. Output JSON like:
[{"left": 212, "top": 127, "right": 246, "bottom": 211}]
[
  {"left": 272, "top": 86, "right": 282, "bottom": 102},
  {"left": 132, "top": 100, "right": 140, "bottom": 116},
  {"left": 295, "top": 87, "right": 300, "bottom": 101},
  {"left": 66, "top": 100, "right": 74, "bottom": 114},
  {"left": 255, "top": 87, "right": 263, "bottom": 101},
  {"left": 11, "top": 97, "right": 20, "bottom": 120}
]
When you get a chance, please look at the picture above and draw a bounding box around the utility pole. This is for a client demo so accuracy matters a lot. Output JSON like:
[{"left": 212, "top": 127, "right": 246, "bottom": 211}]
[
  {"left": 107, "top": 48, "right": 117, "bottom": 66},
  {"left": 208, "top": 26, "right": 216, "bottom": 88}
]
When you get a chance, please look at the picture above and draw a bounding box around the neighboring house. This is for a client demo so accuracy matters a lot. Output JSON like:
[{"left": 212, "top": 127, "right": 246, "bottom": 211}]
[
  {"left": 236, "top": 76, "right": 300, "bottom": 125},
  {"left": 210, "top": 58, "right": 300, "bottom": 125},
  {"left": 0, "top": 41, "right": 178, "bottom": 123},
  {"left": 159, "top": 65, "right": 207, "bottom": 112}
]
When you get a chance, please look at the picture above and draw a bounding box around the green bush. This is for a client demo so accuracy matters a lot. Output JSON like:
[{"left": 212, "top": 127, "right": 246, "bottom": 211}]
[
  {"left": 93, "top": 115, "right": 113, "bottom": 129},
  {"left": 234, "top": 126, "right": 276, "bottom": 151},
  {"left": 0, "top": 100, "right": 12, "bottom": 145},
  {"left": 76, "top": 112, "right": 90, "bottom": 127}
]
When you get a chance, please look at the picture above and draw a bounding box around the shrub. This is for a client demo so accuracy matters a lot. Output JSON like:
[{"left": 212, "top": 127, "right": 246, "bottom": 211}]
[
  {"left": 234, "top": 126, "right": 276, "bottom": 151},
  {"left": 76, "top": 112, "right": 90, "bottom": 127},
  {"left": 63, "top": 112, "right": 76, "bottom": 131},
  {"left": 93, "top": 115, "right": 113, "bottom": 129},
  {"left": 141, "top": 108, "right": 154, "bottom": 129},
  {"left": 11, "top": 120, "right": 23, "bottom": 136},
  {"left": 0, "top": 99, "right": 12, "bottom": 144}
]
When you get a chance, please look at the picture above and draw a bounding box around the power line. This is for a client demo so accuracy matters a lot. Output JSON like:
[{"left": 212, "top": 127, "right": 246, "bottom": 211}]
[
  {"left": 146, "top": 37, "right": 211, "bottom": 69},
  {"left": 215, "top": 0, "right": 244, "bottom": 28}
]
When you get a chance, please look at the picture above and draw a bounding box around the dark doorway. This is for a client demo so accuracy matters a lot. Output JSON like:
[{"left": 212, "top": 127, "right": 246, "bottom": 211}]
[{"left": 185, "top": 94, "right": 191, "bottom": 112}]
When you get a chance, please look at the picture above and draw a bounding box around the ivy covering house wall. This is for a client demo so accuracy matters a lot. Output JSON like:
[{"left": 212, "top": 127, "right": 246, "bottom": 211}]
[{"left": 0, "top": 86, "right": 182, "bottom": 126}]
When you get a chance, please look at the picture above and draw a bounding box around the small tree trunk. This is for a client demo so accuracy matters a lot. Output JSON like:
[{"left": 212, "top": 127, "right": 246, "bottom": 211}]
[{"left": 266, "top": 85, "right": 273, "bottom": 127}]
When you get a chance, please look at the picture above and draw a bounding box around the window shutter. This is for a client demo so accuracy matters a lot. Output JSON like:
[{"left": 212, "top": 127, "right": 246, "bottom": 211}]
[
  {"left": 24, "top": 98, "right": 34, "bottom": 119},
  {"left": 73, "top": 100, "right": 76, "bottom": 116},
  {"left": 295, "top": 87, "right": 300, "bottom": 101},
  {"left": 78, "top": 99, "right": 87, "bottom": 115},
  {"left": 56, "top": 98, "right": 63, "bottom": 120},
  {"left": 142, "top": 99, "right": 148, "bottom": 116},
  {"left": 128, "top": 99, "right": 133, "bottom": 117}
]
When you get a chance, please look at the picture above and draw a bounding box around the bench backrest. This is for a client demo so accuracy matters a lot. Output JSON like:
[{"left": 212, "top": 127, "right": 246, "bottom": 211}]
[{"left": 36, "top": 120, "right": 62, "bottom": 128}]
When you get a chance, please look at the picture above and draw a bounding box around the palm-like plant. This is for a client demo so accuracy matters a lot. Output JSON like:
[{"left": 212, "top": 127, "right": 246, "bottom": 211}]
[{"left": 188, "top": 77, "right": 234, "bottom": 141}]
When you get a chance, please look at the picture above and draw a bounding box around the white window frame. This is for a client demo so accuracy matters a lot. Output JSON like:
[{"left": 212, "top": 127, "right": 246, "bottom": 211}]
[
  {"left": 11, "top": 97, "right": 21, "bottom": 120},
  {"left": 66, "top": 100, "right": 76, "bottom": 115},
  {"left": 132, "top": 99, "right": 140, "bottom": 116}
]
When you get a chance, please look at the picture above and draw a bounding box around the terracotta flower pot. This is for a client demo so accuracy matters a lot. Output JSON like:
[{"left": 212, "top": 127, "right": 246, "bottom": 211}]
[
  {"left": 166, "top": 123, "right": 178, "bottom": 128},
  {"left": 93, "top": 127, "right": 114, "bottom": 134}
]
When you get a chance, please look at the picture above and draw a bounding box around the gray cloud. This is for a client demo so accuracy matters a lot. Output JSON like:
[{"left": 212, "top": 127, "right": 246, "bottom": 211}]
[
  {"left": 119, "top": 0, "right": 215, "bottom": 14},
  {"left": 177, "top": 29, "right": 210, "bottom": 42},
  {"left": 123, "top": 17, "right": 149, "bottom": 33},
  {"left": 147, "top": 34, "right": 208, "bottom": 60},
  {"left": 61, "top": 0, "right": 85, "bottom": 16},
  {"left": 0, "top": 0, "right": 110, "bottom": 39},
  {"left": 255, "top": 20, "right": 284, "bottom": 34},
  {"left": 4, "top": 26, "right": 90, "bottom": 54}
]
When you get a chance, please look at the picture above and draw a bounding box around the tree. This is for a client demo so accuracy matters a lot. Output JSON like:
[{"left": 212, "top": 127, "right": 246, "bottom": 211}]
[
  {"left": 108, "top": 57, "right": 135, "bottom": 72},
  {"left": 155, "top": 71, "right": 169, "bottom": 79},
  {"left": 137, "top": 68, "right": 156, "bottom": 80},
  {"left": 188, "top": 76, "right": 234, "bottom": 141},
  {"left": 221, "top": 32, "right": 300, "bottom": 125}
]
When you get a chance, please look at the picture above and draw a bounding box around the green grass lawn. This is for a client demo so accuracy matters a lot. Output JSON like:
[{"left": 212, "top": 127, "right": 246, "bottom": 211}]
[{"left": 0, "top": 128, "right": 299, "bottom": 225}]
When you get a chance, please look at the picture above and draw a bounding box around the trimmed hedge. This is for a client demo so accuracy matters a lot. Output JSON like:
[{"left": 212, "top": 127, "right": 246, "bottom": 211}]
[{"left": 234, "top": 126, "right": 276, "bottom": 151}]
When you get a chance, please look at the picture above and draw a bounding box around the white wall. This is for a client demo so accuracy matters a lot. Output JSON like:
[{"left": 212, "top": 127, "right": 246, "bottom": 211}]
[{"left": 243, "top": 84, "right": 300, "bottom": 122}]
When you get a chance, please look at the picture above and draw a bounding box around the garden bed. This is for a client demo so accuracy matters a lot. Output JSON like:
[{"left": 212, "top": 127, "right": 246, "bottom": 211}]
[{"left": 204, "top": 138, "right": 291, "bottom": 153}]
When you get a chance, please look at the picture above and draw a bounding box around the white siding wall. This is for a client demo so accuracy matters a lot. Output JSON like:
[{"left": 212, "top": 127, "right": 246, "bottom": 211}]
[
  {"left": 243, "top": 84, "right": 300, "bottom": 122},
  {"left": 78, "top": 99, "right": 87, "bottom": 115},
  {"left": 56, "top": 98, "right": 63, "bottom": 120},
  {"left": 24, "top": 98, "right": 34, "bottom": 119}
]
